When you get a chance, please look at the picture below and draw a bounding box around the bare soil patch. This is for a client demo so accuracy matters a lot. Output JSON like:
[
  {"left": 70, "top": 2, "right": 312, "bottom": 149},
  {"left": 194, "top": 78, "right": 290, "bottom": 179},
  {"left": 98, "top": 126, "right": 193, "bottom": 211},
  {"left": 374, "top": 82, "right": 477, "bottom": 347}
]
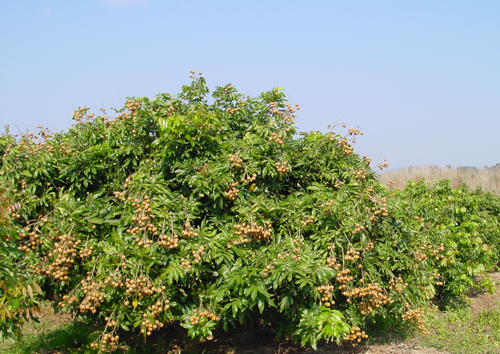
[{"left": 5, "top": 273, "right": 500, "bottom": 354}]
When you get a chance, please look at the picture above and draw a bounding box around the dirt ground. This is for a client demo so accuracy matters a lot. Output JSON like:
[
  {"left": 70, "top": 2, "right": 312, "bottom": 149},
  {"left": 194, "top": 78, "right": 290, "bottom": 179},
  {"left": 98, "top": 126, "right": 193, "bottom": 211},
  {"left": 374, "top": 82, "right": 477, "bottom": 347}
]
[{"left": 8, "top": 273, "right": 500, "bottom": 354}]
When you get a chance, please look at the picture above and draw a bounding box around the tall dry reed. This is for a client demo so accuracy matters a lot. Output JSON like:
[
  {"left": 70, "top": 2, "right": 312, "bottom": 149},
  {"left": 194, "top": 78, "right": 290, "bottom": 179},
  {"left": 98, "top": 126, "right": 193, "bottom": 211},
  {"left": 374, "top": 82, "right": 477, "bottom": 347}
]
[{"left": 378, "top": 165, "right": 500, "bottom": 194}]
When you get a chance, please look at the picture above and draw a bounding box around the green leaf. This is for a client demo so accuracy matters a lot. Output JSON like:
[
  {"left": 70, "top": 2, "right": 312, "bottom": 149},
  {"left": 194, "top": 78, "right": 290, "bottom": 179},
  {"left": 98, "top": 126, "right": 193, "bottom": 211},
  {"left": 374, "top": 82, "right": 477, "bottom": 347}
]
[
  {"left": 88, "top": 217, "right": 104, "bottom": 224},
  {"left": 258, "top": 299, "right": 264, "bottom": 313}
]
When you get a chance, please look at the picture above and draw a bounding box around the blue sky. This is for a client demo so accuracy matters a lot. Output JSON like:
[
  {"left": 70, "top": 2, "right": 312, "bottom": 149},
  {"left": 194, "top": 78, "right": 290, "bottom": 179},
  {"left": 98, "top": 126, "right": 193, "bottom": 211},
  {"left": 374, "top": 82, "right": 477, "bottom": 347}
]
[{"left": 1, "top": 1, "right": 499, "bottom": 169}]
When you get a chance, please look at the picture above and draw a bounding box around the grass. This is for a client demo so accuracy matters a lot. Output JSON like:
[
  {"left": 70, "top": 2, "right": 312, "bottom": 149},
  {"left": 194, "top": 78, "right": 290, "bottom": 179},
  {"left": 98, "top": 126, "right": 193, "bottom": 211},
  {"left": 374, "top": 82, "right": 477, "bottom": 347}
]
[
  {"left": 0, "top": 308, "right": 186, "bottom": 354},
  {"left": 0, "top": 319, "right": 93, "bottom": 354},
  {"left": 417, "top": 305, "right": 500, "bottom": 354}
]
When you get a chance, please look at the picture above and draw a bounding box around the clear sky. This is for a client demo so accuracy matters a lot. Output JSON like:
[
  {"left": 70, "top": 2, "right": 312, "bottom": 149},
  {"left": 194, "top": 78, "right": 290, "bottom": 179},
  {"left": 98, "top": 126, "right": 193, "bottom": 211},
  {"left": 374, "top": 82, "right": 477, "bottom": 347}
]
[{"left": 1, "top": 1, "right": 499, "bottom": 169}]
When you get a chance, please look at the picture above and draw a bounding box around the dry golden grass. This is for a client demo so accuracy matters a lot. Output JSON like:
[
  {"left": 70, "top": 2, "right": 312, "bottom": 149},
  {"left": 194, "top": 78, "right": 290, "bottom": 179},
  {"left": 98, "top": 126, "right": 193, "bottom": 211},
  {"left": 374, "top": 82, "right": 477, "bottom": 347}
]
[{"left": 378, "top": 165, "right": 500, "bottom": 194}]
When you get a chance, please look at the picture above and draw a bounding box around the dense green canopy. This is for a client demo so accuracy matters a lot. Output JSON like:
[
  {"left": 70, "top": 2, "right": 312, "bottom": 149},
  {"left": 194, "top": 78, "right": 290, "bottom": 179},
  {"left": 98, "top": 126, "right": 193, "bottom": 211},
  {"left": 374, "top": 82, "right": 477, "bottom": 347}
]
[{"left": 1, "top": 76, "right": 500, "bottom": 352}]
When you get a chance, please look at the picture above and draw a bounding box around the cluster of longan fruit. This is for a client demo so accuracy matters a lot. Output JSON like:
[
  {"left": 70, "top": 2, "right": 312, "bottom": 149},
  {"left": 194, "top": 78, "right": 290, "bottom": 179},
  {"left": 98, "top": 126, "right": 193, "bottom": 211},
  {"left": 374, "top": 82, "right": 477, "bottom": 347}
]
[
  {"left": 226, "top": 107, "right": 240, "bottom": 114},
  {"left": 158, "top": 234, "right": 179, "bottom": 248},
  {"left": 343, "top": 145, "right": 355, "bottom": 156},
  {"left": 17, "top": 228, "right": 42, "bottom": 251},
  {"left": 317, "top": 285, "right": 335, "bottom": 307},
  {"left": 139, "top": 301, "right": 170, "bottom": 336},
  {"left": 103, "top": 271, "right": 125, "bottom": 288},
  {"left": 345, "top": 248, "right": 360, "bottom": 262},
  {"left": 189, "top": 70, "right": 203, "bottom": 79},
  {"left": 275, "top": 161, "right": 289, "bottom": 174},
  {"left": 126, "top": 221, "right": 156, "bottom": 240},
  {"left": 345, "top": 326, "right": 368, "bottom": 342},
  {"left": 72, "top": 107, "right": 89, "bottom": 122},
  {"left": 228, "top": 153, "right": 243, "bottom": 168},
  {"left": 369, "top": 197, "right": 390, "bottom": 218},
  {"left": 79, "top": 247, "right": 93, "bottom": 258},
  {"left": 268, "top": 102, "right": 280, "bottom": 115},
  {"left": 140, "top": 317, "right": 165, "bottom": 336},
  {"left": 416, "top": 243, "right": 446, "bottom": 264},
  {"left": 124, "top": 276, "right": 159, "bottom": 296},
  {"left": 34, "top": 233, "right": 81, "bottom": 282},
  {"left": 336, "top": 269, "right": 353, "bottom": 284},
  {"left": 351, "top": 284, "right": 391, "bottom": 315},
  {"left": 268, "top": 102, "right": 296, "bottom": 123},
  {"left": 224, "top": 182, "right": 239, "bottom": 200},
  {"left": 79, "top": 279, "right": 105, "bottom": 314},
  {"left": 269, "top": 132, "right": 284, "bottom": 145},
  {"left": 365, "top": 242, "right": 374, "bottom": 251},
  {"left": 326, "top": 257, "right": 341, "bottom": 270},
  {"left": 343, "top": 283, "right": 385, "bottom": 300},
  {"left": 233, "top": 221, "right": 273, "bottom": 242},
  {"left": 300, "top": 215, "right": 315, "bottom": 226},
  {"left": 112, "top": 112, "right": 130, "bottom": 124},
  {"left": 276, "top": 252, "right": 292, "bottom": 260},
  {"left": 347, "top": 127, "right": 363, "bottom": 136},
  {"left": 377, "top": 159, "right": 390, "bottom": 170},
  {"left": 325, "top": 133, "right": 336, "bottom": 142},
  {"left": 289, "top": 248, "right": 302, "bottom": 261},
  {"left": 181, "top": 223, "right": 198, "bottom": 237},
  {"left": 363, "top": 155, "right": 372, "bottom": 165},
  {"left": 60, "top": 294, "right": 78, "bottom": 308},
  {"left": 333, "top": 180, "right": 345, "bottom": 189},
  {"left": 239, "top": 173, "right": 257, "bottom": 184},
  {"left": 227, "top": 234, "right": 253, "bottom": 248},
  {"left": 264, "top": 264, "right": 275, "bottom": 274},
  {"left": 352, "top": 223, "right": 366, "bottom": 234},
  {"left": 287, "top": 103, "right": 300, "bottom": 113},
  {"left": 125, "top": 99, "right": 140, "bottom": 115},
  {"left": 113, "top": 190, "right": 127, "bottom": 202},
  {"left": 125, "top": 196, "right": 159, "bottom": 247},
  {"left": 337, "top": 137, "right": 354, "bottom": 155},
  {"left": 90, "top": 332, "right": 120, "bottom": 351},
  {"left": 389, "top": 277, "right": 408, "bottom": 293},
  {"left": 189, "top": 309, "right": 219, "bottom": 325},
  {"left": 104, "top": 317, "right": 117, "bottom": 327},
  {"left": 3, "top": 127, "right": 67, "bottom": 165},
  {"left": 34, "top": 125, "right": 52, "bottom": 142},
  {"left": 131, "top": 197, "right": 155, "bottom": 228},
  {"left": 180, "top": 258, "right": 192, "bottom": 272},
  {"left": 415, "top": 249, "right": 428, "bottom": 262},
  {"left": 430, "top": 243, "right": 445, "bottom": 259},
  {"left": 165, "top": 104, "right": 176, "bottom": 117},
  {"left": 134, "top": 237, "right": 154, "bottom": 248},
  {"left": 355, "top": 168, "right": 368, "bottom": 181},
  {"left": 321, "top": 200, "right": 334, "bottom": 208},
  {"left": 192, "top": 246, "right": 205, "bottom": 264},
  {"left": 282, "top": 246, "right": 302, "bottom": 261},
  {"left": 402, "top": 307, "right": 429, "bottom": 333},
  {"left": 386, "top": 180, "right": 403, "bottom": 190}
]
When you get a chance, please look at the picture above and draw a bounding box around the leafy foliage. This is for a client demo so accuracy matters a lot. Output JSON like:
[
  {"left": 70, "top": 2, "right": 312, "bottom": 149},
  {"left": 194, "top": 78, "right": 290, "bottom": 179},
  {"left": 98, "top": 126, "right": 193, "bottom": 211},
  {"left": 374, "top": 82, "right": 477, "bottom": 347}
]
[
  {"left": 0, "top": 187, "right": 42, "bottom": 341},
  {"left": 1, "top": 74, "right": 500, "bottom": 352}
]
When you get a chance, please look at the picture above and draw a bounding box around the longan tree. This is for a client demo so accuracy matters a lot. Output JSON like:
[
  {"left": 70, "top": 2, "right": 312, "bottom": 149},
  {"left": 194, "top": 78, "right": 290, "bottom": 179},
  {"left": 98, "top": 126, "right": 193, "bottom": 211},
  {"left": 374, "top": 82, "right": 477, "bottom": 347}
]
[{"left": 1, "top": 73, "right": 496, "bottom": 353}]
